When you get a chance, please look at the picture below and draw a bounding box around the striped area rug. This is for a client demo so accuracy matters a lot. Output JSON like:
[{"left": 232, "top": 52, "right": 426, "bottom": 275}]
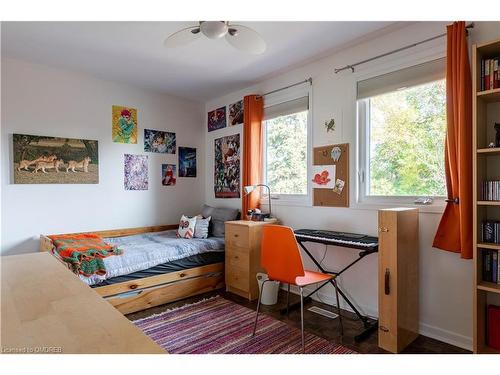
[{"left": 133, "top": 296, "right": 356, "bottom": 354}]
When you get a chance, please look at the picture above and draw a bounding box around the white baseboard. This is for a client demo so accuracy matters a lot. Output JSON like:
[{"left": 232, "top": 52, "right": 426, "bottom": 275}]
[
  {"left": 281, "top": 285, "right": 472, "bottom": 351},
  {"left": 418, "top": 322, "right": 472, "bottom": 351}
]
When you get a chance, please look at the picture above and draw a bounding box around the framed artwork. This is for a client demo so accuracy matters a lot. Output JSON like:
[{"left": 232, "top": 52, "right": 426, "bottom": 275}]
[
  {"left": 178, "top": 147, "right": 197, "bottom": 177},
  {"left": 228, "top": 100, "right": 244, "bottom": 126},
  {"left": 124, "top": 154, "right": 148, "bottom": 190},
  {"left": 161, "top": 164, "right": 177, "bottom": 186},
  {"left": 144, "top": 129, "right": 176, "bottom": 154},
  {"left": 207, "top": 106, "right": 226, "bottom": 132},
  {"left": 12, "top": 133, "right": 98, "bottom": 184},
  {"left": 214, "top": 134, "right": 240, "bottom": 198},
  {"left": 112, "top": 105, "right": 138, "bottom": 144}
]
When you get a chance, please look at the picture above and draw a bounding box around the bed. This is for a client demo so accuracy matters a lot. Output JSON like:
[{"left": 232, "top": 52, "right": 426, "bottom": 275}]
[{"left": 40, "top": 224, "right": 225, "bottom": 314}]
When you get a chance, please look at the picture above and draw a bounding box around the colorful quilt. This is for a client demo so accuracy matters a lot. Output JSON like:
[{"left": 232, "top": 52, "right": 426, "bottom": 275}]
[{"left": 48, "top": 234, "right": 123, "bottom": 277}]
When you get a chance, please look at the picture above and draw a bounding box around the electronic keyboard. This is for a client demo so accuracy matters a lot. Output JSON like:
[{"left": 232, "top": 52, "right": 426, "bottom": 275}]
[{"left": 294, "top": 229, "right": 378, "bottom": 252}]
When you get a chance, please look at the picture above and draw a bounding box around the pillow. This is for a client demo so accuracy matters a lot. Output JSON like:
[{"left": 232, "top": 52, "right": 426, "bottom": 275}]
[
  {"left": 201, "top": 204, "right": 216, "bottom": 218},
  {"left": 177, "top": 215, "right": 197, "bottom": 239},
  {"left": 211, "top": 207, "right": 240, "bottom": 237},
  {"left": 194, "top": 216, "right": 211, "bottom": 239}
]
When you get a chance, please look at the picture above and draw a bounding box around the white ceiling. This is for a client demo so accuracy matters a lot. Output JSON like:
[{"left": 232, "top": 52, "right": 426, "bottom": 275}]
[{"left": 1, "top": 21, "right": 402, "bottom": 102}]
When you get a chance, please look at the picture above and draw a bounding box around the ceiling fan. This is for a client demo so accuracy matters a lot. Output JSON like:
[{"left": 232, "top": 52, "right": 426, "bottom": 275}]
[{"left": 164, "top": 21, "right": 266, "bottom": 55}]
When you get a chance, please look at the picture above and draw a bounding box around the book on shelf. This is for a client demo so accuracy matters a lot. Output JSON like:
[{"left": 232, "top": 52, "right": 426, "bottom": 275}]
[
  {"left": 481, "top": 57, "right": 500, "bottom": 91},
  {"left": 482, "top": 249, "right": 500, "bottom": 284},
  {"left": 481, "top": 181, "right": 500, "bottom": 201},
  {"left": 481, "top": 220, "right": 500, "bottom": 243}
]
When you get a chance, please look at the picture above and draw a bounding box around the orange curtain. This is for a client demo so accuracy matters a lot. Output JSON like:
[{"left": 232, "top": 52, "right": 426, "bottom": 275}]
[
  {"left": 242, "top": 95, "right": 264, "bottom": 217},
  {"left": 433, "top": 21, "right": 473, "bottom": 259}
]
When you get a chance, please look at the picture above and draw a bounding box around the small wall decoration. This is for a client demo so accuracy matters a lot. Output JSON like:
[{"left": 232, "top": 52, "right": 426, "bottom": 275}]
[
  {"left": 124, "top": 154, "right": 148, "bottom": 190},
  {"left": 13, "top": 133, "right": 99, "bottom": 184},
  {"left": 311, "top": 165, "right": 335, "bottom": 189},
  {"left": 324, "top": 118, "right": 336, "bottom": 133},
  {"left": 332, "top": 179, "right": 345, "bottom": 195},
  {"left": 331, "top": 146, "right": 342, "bottom": 162},
  {"left": 112, "top": 105, "right": 138, "bottom": 144},
  {"left": 207, "top": 106, "right": 227, "bottom": 132},
  {"left": 178, "top": 147, "right": 197, "bottom": 177},
  {"left": 228, "top": 100, "right": 244, "bottom": 126},
  {"left": 144, "top": 129, "right": 176, "bottom": 154},
  {"left": 161, "top": 164, "right": 177, "bottom": 186},
  {"left": 214, "top": 134, "right": 241, "bottom": 198}
]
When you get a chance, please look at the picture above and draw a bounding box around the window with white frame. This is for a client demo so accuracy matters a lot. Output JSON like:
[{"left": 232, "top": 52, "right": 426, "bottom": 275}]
[
  {"left": 357, "top": 58, "right": 447, "bottom": 204},
  {"left": 263, "top": 91, "right": 311, "bottom": 203}
]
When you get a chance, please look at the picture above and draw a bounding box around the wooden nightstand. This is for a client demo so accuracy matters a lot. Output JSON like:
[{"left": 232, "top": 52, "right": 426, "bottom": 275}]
[{"left": 224, "top": 220, "right": 268, "bottom": 300}]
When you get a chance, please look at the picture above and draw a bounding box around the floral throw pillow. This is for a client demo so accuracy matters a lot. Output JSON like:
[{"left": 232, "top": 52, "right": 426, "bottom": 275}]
[{"left": 177, "top": 215, "right": 197, "bottom": 239}]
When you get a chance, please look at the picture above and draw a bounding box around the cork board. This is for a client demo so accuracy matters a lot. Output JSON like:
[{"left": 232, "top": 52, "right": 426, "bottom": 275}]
[{"left": 312, "top": 143, "right": 349, "bottom": 207}]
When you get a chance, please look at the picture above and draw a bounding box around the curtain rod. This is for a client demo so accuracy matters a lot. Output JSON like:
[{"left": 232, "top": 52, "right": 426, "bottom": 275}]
[
  {"left": 334, "top": 22, "right": 474, "bottom": 74},
  {"left": 257, "top": 77, "right": 312, "bottom": 98}
]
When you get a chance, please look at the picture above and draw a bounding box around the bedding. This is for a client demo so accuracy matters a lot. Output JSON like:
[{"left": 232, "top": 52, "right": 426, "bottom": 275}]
[
  {"left": 202, "top": 205, "right": 239, "bottom": 237},
  {"left": 77, "top": 229, "right": 224, "bottom": 286},
  {"left": 91, "top": 251, "right": 224, "bottom": 287},
  {"left": 194, "top": 216, "right": 211, "bottom": 239},
  {"left": 48, "top": 234, "right": 123, "bottom": 277}
]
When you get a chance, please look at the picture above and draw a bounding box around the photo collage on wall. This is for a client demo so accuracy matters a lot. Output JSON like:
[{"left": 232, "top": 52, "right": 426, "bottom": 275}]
[
  {"left": 11, "top": 105, "right": 197, "bottom": 190},
  {"left": 112, "top": 105, "right": 196, "bottom": 190},
  {"left": 208, "top": 99, "right": 244, "bottom": 198}
]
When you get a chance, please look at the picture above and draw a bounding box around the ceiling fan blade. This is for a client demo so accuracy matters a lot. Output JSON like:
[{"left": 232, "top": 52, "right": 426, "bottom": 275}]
[
  {"left": 164, "top": 26, "right": 201, "bottom": 48},
  {"left": 225, "top": 25, "right": 266, "bottom": 54}
]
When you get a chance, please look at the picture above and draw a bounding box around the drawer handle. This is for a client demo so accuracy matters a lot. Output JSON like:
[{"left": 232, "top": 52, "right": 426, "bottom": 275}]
[
  {"left": 379, "top": 325, "right": 389, "bottom": 333},
  {"left": 129, "top": 284, "right": 138, "bottom": 290},
  {"left": 379, "top": 227, "right": 389, "bottom": 232},
  {"left": 179, "top": 272, "right": 186, "bottom": 278},
  {"left": 234, "top": 234, "right": 239, "bottom": 238},
  {"left": 234, "top": 255, "right": 239, "bottom": 259},
  {"left": 384, "top": 268, "right": 390, "bottom": 295}
]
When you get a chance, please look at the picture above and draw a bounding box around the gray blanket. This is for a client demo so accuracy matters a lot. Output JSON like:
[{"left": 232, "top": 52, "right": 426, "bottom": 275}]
[{"left": 79, "top": 230, "right": 224, "bottom": 285}]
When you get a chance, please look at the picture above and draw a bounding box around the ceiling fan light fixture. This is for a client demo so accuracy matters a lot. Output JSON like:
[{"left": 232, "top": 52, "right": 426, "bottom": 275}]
[{"left": 200, "top": 21, "right": 228, "bottom": 39}]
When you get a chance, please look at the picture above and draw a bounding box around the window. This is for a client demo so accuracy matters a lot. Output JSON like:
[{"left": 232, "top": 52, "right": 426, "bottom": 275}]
[
  {"left": 357, "top": 59, "right": 447, "bottom": 203},
  {"left": 263, "top": 92, "right": 311, "bottom": 203}
]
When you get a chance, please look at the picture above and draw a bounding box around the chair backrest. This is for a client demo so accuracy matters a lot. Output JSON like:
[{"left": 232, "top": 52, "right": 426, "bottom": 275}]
[{"left": 261, "top": 225, "right": 305, "bottom": 284}]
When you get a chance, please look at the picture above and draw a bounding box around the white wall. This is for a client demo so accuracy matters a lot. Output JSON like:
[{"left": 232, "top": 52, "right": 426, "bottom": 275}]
[
  {"left": 204, "top": 21, "right": 500, "bottom": 350},
  {"left": 1, "top": 58, "right": 205, "bottom": 255}
]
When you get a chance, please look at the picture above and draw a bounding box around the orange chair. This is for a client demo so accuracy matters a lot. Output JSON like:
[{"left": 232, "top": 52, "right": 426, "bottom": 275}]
[{"left": 252, "top": 225, "right": 343, "bottom": 353}]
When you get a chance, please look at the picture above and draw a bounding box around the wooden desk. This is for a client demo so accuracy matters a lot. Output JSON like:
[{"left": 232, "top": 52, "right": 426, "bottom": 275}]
[{"left": 0, "top": 252, "right": 165, "bottom": 354}]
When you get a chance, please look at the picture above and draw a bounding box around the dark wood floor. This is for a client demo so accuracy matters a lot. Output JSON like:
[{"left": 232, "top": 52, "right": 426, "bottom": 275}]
[{"left": 127, "top": 289, "right": 470, "bottom": 354}]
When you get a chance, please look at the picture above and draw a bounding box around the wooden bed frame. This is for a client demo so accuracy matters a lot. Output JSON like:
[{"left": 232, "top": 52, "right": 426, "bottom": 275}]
[{"left": 40, "top": 225, "right": 225, "bottom": 315}]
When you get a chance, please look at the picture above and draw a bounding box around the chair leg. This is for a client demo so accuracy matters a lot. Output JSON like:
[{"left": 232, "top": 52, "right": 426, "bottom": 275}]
[
  {"left": 252, "top": 279, "right": 267, "bottom": 337},
  {"left": 286, "top": 283, "right": 291, "bottom": 316},
  {"left": 333, "top": 278, "right": 343, "bottom": 336},
  {"left": 300, "top": 287, "right": 305, "bottom": 353}
]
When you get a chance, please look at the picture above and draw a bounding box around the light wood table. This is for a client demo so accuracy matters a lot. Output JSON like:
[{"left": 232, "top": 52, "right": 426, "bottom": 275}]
[{"left": 1, "top": 252, "right": 165, "bottom": 354}]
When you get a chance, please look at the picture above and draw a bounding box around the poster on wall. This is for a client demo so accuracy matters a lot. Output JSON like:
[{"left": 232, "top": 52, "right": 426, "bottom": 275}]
[
  {"left": 207, "top": 106, "right": 226, "bottom": 132},
  {"left": 12, "top": 133, "right": 99, "bottom": 184},
  {"left": 228, "top": 100, "right": 244, "bottom": 126},
  {"left": 144, "top": 129, "right": 176, "bottom": 154},
  {"left": 112, "top": 105, "right": 138, "bottom": 144},
  {"left": 214, "top": 134, "right": 240, "bottom": 198},
  {"left": 178, "top": 147, "right": 197, "bottom": 177},
  {"left": 124, "top": 154, "right": 148, "bottom": 190},
  {"left": 161, "top": 164, "right": 177, "bottom": 186}
]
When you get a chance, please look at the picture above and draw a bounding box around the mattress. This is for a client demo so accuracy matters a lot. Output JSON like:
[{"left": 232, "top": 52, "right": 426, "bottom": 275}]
[
  {"left": 90, "top": 251, "right": 224, "bottom": 288},
  {"left": 79, "top": 230, "right": 225, "bottom": 286}
]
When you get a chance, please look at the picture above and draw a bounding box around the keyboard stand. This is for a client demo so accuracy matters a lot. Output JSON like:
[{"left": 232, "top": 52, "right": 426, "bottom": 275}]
[{"left": 280, "top": 236, "right": 378, "bottom": 342}]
